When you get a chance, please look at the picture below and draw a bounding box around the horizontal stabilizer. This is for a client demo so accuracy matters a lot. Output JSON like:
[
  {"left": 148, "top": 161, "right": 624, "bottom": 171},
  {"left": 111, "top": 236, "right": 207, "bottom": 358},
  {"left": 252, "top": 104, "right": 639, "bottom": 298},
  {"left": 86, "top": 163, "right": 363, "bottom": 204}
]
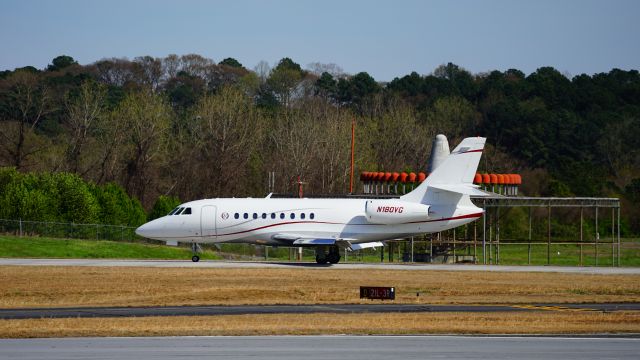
[{"left": 429, "top": 184, "right": 491, "bottom": 197}]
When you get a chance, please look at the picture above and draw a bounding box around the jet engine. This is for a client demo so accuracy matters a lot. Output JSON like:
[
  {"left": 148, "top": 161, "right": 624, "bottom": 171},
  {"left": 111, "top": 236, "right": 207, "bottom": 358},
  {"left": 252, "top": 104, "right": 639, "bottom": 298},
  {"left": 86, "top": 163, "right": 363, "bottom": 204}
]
[{"left": 364, "top": 200, "right": 430, "bottom": 224}]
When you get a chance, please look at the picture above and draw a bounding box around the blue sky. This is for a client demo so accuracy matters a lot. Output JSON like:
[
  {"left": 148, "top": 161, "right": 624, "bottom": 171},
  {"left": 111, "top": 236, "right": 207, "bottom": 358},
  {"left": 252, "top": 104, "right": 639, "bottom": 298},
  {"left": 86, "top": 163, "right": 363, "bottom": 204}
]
[{"left": 1, "top": 0, "right": 638, "bottom": 81}]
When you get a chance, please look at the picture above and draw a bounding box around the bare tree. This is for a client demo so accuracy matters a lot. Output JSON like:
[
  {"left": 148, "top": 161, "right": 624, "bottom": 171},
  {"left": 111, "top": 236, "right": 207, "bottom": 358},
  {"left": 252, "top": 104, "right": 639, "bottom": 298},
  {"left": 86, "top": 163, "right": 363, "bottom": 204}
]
[
  {"left": 134, "top": 56, "right": 164, "bottom": 91},
  {"left": 91, "top": 58, "right": 136, "bottom": 87},
  {"left": 63, "top": 81, "right": 107, "bottom": 174},
  {"left": 307, "top": 62, "right": 345, "bottom": 78},
  {"left": 190, "top": 86, "right": 264, "bottom": 197},
  {"left": 254, "top": 60, "right": 271, "bottom": 84},
  {"left": 112, "top": 90, "right": 171, "bottom": 202},
  {"left": 0, "top": 70, "right": 52, "bottom": 169}
]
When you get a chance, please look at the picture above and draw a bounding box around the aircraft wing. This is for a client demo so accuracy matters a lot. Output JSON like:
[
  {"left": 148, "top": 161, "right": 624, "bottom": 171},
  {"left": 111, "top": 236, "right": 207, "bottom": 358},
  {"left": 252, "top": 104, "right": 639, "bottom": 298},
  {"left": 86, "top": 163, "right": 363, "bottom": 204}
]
[
  {"left": 272, "top": 233, "right": 384, "bottom": 251},
  {"left": 272, "top": 233, "right": 336, "bottom": 245}
]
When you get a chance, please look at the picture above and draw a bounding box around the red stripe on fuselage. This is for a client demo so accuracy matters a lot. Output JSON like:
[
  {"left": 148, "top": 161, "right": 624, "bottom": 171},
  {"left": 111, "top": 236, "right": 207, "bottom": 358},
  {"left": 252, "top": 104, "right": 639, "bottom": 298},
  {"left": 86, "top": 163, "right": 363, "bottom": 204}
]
[{"left": 218, "top": 221, "right": 340, "bottom": 237}]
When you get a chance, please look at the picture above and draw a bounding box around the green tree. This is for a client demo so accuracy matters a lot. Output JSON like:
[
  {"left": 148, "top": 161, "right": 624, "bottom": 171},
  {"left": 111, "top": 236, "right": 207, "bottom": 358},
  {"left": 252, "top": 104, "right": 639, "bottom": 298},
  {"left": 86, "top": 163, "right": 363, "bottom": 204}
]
[
  {"left": 55, "top": 172, "right": 99, "bottom": 223},
  {"left": 148, "top": 195, "right": 181, "bottom": 221},
  {"left": 47, "top": 55, "right": 78, "bottom": 72},
  {"left": 219, "top": 57, "right": 243, "bottom": 68},
  {"left": 265, "top": 57, "right": 306, "bottom": 107},
  {"left": 92, "top": 182, "right": 146, "bottom": 226}
]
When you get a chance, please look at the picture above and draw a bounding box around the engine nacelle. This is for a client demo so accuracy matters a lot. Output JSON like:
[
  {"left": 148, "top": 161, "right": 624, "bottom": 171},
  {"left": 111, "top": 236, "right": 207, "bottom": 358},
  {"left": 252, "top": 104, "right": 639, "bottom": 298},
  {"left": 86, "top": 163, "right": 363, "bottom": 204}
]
[{"left": 364, "top": 200, "right": 430, "bottom": 224}]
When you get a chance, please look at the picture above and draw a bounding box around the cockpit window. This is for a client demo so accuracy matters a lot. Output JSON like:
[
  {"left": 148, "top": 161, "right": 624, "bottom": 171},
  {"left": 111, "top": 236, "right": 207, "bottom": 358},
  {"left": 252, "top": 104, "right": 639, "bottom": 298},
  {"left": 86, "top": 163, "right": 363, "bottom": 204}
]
[
  {"left": 174, "top": 207, "right": 185, "bottom": 215},
  {"left": 182, "top": 207, "right": 192, "bottom": 215},
  {"left": 168, "top": 207, "right": 180, "bottom": 216}
]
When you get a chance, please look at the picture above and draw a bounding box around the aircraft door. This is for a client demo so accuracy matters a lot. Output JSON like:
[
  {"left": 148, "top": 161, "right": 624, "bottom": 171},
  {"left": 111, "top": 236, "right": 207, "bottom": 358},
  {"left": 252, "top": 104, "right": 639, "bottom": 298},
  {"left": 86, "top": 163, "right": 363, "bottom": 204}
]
[{"left": 200, "top": 205, "right": 217, "bottom": 238}]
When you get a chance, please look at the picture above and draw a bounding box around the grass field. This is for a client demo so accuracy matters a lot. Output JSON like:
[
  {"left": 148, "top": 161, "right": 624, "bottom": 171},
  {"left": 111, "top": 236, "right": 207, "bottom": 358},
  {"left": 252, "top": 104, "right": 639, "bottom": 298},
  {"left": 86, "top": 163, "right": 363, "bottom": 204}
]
[
  {"left": 0, "top": 265, "right": 639, "bottom": 337},
  {"left": 0, "top": 235, "right": 220, "bottom": 260},
  {"left": 2, "top": 312, "right": 639, "bottom": 338},
  {"left": 2, "top": 266, "right": 639, "bottom": 308},
  {"left": 2, "top": 235, "right": 639, "bottom": 267}
]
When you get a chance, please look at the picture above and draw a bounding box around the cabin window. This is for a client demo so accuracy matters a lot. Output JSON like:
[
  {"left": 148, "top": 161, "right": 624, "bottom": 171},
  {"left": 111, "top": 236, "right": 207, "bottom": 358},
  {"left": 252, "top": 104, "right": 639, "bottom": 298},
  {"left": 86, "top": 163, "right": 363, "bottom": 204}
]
[
  {"left": 301, "top": 213, "right": 305, "bottom": 220},
  {"left": 262, "top": 213, "right": 267, "bottom": 219},
  {"left": 290, "top": 213, "right": 295, "bottom": 219},
  {"left": 234, "top": 213, "right": 239, "bottom": 219},
  {"left": 280, "top": 213, "right": 285, "bottom": 219},
  {"left": 271, "top": 213, "right": 276, "bottom": 219},
  {"left": 243, "top": 213, "right": 248, "bottom": 219},
  {"left": 253, "top": 213, "right": 258, "bottom": 219},
  {"left": 310, "top": 213, "right": 315, "bottom": 220},
  {"left": 182, "top": 207, "right": 192, "bottom": 215}
]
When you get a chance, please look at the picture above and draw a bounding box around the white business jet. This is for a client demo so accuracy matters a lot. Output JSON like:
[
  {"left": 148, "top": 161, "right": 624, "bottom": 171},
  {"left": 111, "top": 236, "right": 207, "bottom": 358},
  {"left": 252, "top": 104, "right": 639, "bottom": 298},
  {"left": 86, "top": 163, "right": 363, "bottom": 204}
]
[{"left": 135, "top": 137, "right": 487, "bottom": 263}]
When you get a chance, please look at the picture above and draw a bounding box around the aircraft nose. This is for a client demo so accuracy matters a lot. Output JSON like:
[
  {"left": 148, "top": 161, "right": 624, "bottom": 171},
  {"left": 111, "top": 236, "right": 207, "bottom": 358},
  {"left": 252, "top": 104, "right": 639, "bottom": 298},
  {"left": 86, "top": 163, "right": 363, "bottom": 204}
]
[{"left": 135, "top": 221, "right": 161, "bottom": 239}]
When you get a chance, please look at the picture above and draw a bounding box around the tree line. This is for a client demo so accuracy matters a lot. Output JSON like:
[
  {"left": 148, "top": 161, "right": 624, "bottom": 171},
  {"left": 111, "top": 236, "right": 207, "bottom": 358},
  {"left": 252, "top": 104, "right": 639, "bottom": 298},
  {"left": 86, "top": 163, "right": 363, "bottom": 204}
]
[{"left": 0, "top": 55, "right": 638, "bottom": 233}]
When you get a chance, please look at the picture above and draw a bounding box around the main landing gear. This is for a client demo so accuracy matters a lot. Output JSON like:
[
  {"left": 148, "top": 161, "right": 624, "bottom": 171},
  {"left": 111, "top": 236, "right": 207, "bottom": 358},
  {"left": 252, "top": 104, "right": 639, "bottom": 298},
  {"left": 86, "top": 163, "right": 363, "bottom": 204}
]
[
  {"left": 315, "top": 246, "right": 341, "bottom": 264},
  {"left": 191, "top": 242, "right": 202, "bottom": 262}
]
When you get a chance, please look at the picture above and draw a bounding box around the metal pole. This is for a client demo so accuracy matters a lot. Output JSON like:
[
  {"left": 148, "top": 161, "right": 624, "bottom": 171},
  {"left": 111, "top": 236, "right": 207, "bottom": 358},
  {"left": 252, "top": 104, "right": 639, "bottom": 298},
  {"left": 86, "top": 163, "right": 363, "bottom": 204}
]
[
  {"left": 482, "top": 204, "right": 486, "bottom": 265},
  {"left": 595, "top": 207, "right": 599, "bottom": 267},
  {"left": 579, "top": 207, "right": 583, "bottom": 266},
  {"left": 617, "top": 207, "right": 621, "bottom": 267},
  {"left": 528, "top": 207, "right": 532, "bottom": 265},
  {"left": 547, "top": 204, "right": 551, "bottom": 265},
  {"left": 453, "top": 228, "right": 456, "bottom": 263},
  {"left": 19, "top": 218, "right": 22, "bottom": 237},
  {"left": 349, "top": 119, "right": 355, "bottom": 194},
  {"left": 411, "top": 237, "right": 414, "bottom": 263},
  {"left": 430, "top": 235, "right": 434, "bottom": 264},
  {"left": 496, "top": 207, "right": 500, "bottom": 264},
  {"left": 474, "top": 221, "right": 477, "bottom": 264},
  {"left": 611, "top": 208, "right": 615, "bottom": 267},
  {"left": 489, "top": 212, "right": 492, "bottom": 264}
]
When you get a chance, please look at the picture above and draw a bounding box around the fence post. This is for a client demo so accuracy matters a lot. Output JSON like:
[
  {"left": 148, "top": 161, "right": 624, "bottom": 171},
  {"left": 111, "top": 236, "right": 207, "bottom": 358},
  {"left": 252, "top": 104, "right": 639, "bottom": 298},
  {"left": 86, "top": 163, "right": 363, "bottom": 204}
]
[
  {"left": 595, "top": 206, "right": 599, "bottom": 267},
  {"left": 611, "top": 208, "right": 615, "bottom": 267},
  {"left": 547, "top": 204, "right": 551, "bottom": 265},
  {"left": 482, "top": 204, "right": 486, "bottom": 265},
  {"left": 528, "top": 207, "right": 532, "bottom": 265},
  {"left": 617, "top": 207, "right": 621, "bottom": 267},
  {"left": 580, "top": 207, "right": 583, "bottom": 266}
]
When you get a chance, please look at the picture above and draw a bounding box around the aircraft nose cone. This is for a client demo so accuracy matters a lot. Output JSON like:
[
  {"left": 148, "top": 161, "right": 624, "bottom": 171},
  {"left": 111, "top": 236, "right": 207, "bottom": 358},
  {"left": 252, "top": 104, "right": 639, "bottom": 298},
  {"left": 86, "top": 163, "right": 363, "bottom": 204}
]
[
  {"left": 135, "top": 223, "right": 149, "bottom": 238},
  {"left": 135, "top": 221, "right": 161, "bottom": 239}
]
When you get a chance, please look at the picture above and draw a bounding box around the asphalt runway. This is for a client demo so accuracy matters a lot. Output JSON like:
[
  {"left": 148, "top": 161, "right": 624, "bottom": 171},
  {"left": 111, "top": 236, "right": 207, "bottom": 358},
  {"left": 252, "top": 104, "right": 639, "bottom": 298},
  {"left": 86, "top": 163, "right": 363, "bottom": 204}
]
[
  {"left": 1, "top": 303, "right": 638, "bottom": 320},
  {"left": 1, "top": 336, "right": 639, "bottom": 360},
  {"left": 2, "top": 258, "right": 639, "bottom": 274}
]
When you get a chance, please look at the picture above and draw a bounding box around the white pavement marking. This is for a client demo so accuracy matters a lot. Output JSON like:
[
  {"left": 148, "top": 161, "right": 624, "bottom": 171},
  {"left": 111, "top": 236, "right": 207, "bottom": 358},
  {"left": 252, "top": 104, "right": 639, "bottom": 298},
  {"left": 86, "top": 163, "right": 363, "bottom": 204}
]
[{"left": 1, "top": 258, "right": 639, "bottom": 274}]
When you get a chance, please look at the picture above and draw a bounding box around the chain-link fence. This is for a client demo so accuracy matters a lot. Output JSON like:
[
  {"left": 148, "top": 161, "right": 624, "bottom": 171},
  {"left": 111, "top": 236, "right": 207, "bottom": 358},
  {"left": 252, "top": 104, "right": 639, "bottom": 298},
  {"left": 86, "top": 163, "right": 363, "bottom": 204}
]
[{"left": 0, "top": 219, "right": 139, "bottom": 242}]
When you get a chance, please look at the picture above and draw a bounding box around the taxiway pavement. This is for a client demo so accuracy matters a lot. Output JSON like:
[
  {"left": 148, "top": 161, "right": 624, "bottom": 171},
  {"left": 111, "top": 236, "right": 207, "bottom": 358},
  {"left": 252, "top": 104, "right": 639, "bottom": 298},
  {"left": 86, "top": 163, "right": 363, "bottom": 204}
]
[
  {"left": 1, "top": 303, "right": 638, "bottom": 320},
  {"left": 1, "top": 258, "right": 639, "bottom": 274},
  {"left": 1, "top": 335, "right": 639, "bottom": 360}
]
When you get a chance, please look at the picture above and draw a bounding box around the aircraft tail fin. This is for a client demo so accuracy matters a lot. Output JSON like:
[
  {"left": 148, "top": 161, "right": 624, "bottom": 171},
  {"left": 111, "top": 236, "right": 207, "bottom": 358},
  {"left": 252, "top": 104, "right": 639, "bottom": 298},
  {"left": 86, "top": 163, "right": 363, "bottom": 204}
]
[{"left": 401, "top": 137, "right": 486, "bottom": 204}]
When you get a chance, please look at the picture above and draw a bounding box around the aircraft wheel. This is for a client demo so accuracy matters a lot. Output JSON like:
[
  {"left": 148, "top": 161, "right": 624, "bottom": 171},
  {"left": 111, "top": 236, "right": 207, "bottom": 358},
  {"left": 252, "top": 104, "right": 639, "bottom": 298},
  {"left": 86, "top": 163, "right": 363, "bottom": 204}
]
[
  {"left": 328, "top": 253, "right": 341, "bottom": 264},
  {"left": 315, "top": 254, "right": 328, "bottom": 264},
  {"left": 192, "top": 255, "right": 200, "bottom": 262}
]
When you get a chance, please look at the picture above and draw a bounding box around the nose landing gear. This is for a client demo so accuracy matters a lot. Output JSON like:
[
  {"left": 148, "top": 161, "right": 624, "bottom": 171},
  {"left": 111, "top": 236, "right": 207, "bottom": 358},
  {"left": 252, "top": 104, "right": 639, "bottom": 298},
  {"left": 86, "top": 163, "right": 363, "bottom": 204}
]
[{"left": 191, "top": 243, "right": 202, "bottom": 262}]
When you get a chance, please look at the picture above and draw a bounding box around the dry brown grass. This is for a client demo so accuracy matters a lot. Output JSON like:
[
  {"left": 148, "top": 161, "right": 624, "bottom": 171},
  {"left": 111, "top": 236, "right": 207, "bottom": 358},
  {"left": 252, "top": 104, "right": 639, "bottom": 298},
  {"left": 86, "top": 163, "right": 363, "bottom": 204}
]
[
  {"left": 1, "top": 266, "right": 639, "bottom": 308},
  {"left": 1, "top": 312, "right": 639, "bottom": 338}
]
